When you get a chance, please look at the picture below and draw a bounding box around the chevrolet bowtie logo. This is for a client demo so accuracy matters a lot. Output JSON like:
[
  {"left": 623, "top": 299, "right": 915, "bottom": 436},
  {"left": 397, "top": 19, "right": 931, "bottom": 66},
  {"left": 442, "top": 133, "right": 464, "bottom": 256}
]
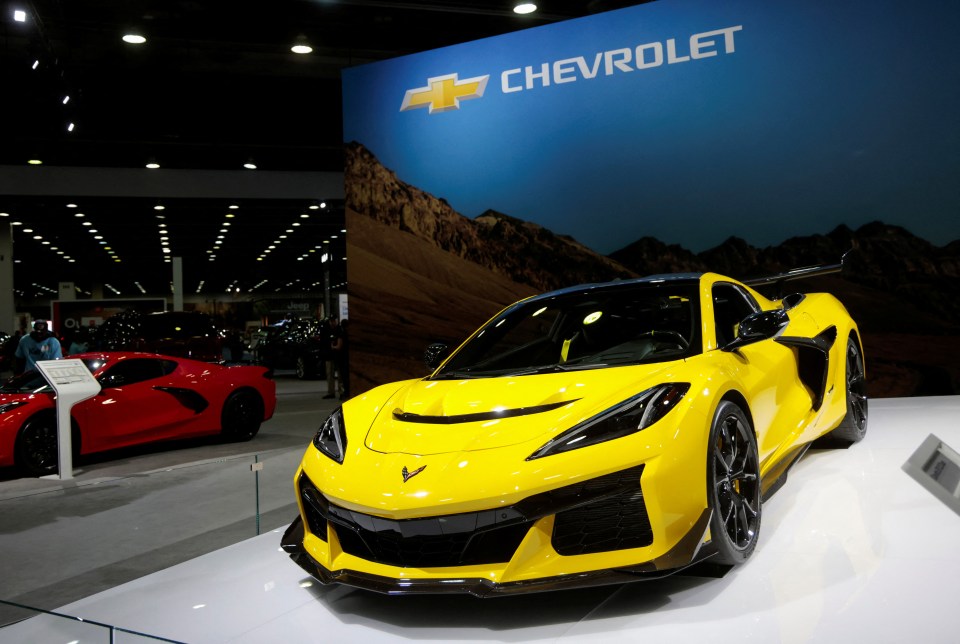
[
  {"left": 401, "top": 465, "right": 426, "bottom": 482},
  {"left": 400, "top": 73, "right": 489, "bottom": 114}
]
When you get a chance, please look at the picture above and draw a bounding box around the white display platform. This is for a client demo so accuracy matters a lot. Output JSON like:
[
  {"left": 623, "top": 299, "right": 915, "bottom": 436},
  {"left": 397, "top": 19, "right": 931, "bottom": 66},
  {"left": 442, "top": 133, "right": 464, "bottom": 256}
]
[{"left": 3, "top": 397, "right": 959, "bottom": 643}]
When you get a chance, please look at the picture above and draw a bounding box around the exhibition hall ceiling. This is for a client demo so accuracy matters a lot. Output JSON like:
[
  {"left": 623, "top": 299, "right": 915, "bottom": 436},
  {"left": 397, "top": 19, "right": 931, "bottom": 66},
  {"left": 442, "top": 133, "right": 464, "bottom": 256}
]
[{"left": 2, "top": 0, "right": 648, "bottom": 301}]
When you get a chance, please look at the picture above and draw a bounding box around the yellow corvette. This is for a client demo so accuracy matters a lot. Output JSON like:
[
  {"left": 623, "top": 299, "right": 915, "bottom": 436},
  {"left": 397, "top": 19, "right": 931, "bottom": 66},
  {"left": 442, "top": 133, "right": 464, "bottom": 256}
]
[{"left": 282, "top": 264, "right": 867, "bottom": 596}]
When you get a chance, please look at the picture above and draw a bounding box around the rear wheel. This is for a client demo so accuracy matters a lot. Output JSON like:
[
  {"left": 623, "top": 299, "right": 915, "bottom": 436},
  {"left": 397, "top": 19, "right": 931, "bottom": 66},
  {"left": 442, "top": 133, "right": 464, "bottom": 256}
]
[
  {"left": 221, "top": 390, "right": 264, "bottom": 442},
  {"left": 830, "top": 337, "right": 868, "bottom": 444},
  {"left": 707, "top": 401, "right": 761, "bottom": 565}
]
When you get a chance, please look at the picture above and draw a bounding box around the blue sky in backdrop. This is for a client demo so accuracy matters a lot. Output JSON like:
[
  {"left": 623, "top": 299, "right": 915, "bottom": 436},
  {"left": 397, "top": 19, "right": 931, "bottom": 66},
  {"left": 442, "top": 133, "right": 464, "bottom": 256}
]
[{"left": 342, "top": 0, "right": 960, "bottom": 255}]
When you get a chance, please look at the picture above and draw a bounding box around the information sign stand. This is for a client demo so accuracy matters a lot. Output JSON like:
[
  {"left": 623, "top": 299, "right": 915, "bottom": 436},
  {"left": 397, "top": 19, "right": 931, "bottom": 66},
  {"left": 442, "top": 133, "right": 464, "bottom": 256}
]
[{"left": 36, "top": 359, "right": 102, "bottom": 481}]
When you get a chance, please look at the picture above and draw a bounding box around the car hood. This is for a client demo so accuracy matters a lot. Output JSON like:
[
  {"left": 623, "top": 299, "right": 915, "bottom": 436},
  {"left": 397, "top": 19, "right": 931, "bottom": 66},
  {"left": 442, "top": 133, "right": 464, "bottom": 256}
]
[{"left": 362, "top": 363, "right": 678, "bottom": 456}]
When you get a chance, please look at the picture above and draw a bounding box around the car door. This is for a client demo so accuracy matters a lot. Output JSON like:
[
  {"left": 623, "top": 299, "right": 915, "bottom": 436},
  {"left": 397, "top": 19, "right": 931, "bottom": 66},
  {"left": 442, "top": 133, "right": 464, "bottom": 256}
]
[
  {"left": 82, "top": 358, "right": 188, "bottom": 450},
  {"left": 711, "top": 282, "right": 810, "bottom": 464}
]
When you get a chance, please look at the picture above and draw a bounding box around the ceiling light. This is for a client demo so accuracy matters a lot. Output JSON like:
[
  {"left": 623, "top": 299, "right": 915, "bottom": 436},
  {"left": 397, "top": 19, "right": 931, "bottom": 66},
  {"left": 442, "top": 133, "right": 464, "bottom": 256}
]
[
  {"left": 291, "top": 35, "right": 313, "bottom": 55},
  {"left": 62, "top": 95, "right": 70, "bottom": 105},
  {"left": 22, "top": 228, "right": 32, "bottom": 233},
  {"left": 146, "top": 162, "right": 160, "bottom": 169},
  {"left": 27, "top": 159, "right": 42, "bottom": 165},
  {"left": 31, "top": 60, "right": 39, "bottom": 70},
  {"left": 229, "top": 204, "right": 239, "bottom": 209},
  {"left": 154, "top": 204, "right": 165, "bottom": 210},
  {"left": 513, "top": 3, "right": 537, "bottom": 14},
  {"left": 66, "top": 122, "right": 75, "bottom": 132},
  {"left": 14, "top": 10, "right": 26, "bottom": 22},
  {"left": 243, "top": 162, "right": 257, "bottom": 170},
  {"left": 66, "top": 203, "right": 77, "bottom": 208},
  {"left": 123, "top": 34, "right": 146, "bottom": 44}
]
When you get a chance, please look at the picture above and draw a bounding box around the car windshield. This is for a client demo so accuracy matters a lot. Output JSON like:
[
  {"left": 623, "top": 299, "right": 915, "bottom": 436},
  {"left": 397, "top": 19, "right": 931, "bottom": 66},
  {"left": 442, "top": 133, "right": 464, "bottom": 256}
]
[
  {"left": 433, "top": 282, "right": 701, "bottom": 379},
  {"left": 0, "top": 357, "right": 106, "bottom": 394}
]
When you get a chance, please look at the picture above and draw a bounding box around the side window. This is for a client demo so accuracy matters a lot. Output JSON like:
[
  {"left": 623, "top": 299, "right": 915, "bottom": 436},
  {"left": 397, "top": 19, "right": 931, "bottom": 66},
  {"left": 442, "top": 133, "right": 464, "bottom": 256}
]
[
  {"left": 712, "top": 283, "right": 760, "bottom": 347},
  {"left": 159, "top": 359, "right": 178, "bottom": 377},
  {"left": 100, "top": 358, "right": 166, "bottom": 387}
]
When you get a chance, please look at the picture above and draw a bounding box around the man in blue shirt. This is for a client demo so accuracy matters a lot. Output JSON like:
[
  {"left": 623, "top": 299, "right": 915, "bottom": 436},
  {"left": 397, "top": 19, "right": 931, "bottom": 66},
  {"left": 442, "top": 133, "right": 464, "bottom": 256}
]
[{"left": 15, "top": 320, "right": 63, "bottom": 373}]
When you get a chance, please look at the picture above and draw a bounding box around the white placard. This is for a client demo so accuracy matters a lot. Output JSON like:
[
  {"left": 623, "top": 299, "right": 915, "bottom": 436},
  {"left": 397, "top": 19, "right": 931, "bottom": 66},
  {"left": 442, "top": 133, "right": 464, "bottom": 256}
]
[{"left": 36, "top": 359, "right": 102, "bottom": 480}]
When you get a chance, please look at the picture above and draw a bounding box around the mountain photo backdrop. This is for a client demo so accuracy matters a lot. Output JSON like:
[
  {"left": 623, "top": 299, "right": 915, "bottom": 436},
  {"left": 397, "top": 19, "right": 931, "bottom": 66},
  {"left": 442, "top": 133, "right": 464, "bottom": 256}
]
[{"left": 341, "top": 0, "right": 960, "bottom": 398}]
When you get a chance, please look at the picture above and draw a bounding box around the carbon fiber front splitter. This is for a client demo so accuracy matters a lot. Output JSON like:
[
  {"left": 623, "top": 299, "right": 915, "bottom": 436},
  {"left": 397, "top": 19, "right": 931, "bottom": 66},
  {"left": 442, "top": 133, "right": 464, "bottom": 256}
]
[{"left": 280, "top": 509, "right": 714, "bottom": 597}]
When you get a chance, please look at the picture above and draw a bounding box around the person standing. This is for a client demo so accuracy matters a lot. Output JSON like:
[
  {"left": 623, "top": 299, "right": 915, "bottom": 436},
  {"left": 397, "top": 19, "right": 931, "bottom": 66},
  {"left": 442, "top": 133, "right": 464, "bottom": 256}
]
[{"left": 15, "top": 320, "right": 63, "bottom": 373}]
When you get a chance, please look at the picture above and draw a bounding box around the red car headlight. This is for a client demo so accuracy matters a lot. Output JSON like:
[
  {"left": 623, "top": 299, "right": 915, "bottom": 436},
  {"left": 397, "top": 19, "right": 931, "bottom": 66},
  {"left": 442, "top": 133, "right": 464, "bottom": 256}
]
[{"left": 0, "top": 401, "right": 28, "bottom": 414}]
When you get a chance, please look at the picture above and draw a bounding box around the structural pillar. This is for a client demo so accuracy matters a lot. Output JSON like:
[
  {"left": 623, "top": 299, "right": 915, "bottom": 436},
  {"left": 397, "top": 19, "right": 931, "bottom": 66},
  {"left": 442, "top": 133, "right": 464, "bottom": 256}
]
[{"left": 0, "top": 221, "right": 15, "bottom": 332}]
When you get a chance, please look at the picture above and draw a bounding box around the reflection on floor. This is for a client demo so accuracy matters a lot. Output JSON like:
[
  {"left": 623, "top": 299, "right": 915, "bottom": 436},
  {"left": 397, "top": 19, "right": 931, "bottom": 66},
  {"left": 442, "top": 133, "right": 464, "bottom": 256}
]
[{"left": 2, "top": 397, "right": 959, "bottom": 643}]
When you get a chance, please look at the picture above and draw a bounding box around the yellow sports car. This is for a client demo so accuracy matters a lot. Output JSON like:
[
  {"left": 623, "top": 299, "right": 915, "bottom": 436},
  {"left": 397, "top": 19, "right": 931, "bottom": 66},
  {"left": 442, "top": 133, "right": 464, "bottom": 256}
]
[{"left": 282, "top": 263, "right": 867, "bottom": 596}]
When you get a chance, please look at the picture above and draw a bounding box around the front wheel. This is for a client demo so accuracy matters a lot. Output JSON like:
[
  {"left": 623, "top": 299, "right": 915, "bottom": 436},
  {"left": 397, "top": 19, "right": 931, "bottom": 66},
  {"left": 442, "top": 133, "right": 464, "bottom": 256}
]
[
  {"left": 14, "top": 413, "right": 58, "bottom": 477},
  {"left": 221, "top": 390, "right": 264, "bottom": 442},
  {"left": 829, "top": 337, "right": 868, "bottom": 444},
  {"left": 707, "top": 401, "right": 761, "bottom": 565}
]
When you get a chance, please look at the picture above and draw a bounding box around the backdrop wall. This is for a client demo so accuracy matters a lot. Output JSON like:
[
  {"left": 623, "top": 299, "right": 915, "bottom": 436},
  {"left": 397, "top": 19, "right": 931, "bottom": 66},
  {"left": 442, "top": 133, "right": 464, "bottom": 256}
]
[{"left": 342, "top": 0, "right": 960, "bottom": 398}]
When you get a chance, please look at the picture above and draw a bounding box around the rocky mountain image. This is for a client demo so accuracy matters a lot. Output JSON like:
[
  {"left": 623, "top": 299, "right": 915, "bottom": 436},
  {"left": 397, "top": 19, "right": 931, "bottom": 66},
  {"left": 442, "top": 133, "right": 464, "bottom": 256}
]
[{"left": 345, "top": 141, "right": 959, "bottom": 398}]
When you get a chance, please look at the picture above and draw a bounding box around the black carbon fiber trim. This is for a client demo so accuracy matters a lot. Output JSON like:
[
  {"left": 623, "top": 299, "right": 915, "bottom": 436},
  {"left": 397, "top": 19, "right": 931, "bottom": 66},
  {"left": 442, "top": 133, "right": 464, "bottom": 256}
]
[
  {"left": 294, "top": 465, "right": 648, "bottom": 569},
  {"left": 391, "top": 399, "right": 579, "bottom": 424},
  {"left": 152, "top": 386, "right": 209, "bottom": 414}
]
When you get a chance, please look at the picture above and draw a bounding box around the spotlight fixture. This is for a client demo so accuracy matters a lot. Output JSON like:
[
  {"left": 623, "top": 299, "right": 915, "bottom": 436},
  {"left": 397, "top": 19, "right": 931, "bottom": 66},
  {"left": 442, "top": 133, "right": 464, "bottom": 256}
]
[
  {"left": 122, "top": 33, "right": 147, "bottom": 44},
  {"left": 243, "top": 161, "right": 257, "bottom": 170},
  {"left": 67, "top": 122, "right": 75, "bottom": 132},
  {"left": 513, "top": 2, "right": 537, "bottom": 14},
  {"left": 291, "top": 34, "right": 313, "bottom": 54},
  {"left": 31, "top": 60, "right": 39, "bottom": 70},
  {"left": 146, "top": 161, "right": 160, "bottom": 169},
  {"left": 14, "top": 9, "right": 26, "bottom": 22}
]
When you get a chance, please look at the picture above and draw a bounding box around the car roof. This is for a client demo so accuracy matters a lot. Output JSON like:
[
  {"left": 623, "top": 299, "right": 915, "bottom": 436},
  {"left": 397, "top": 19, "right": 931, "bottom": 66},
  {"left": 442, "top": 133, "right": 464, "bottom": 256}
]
[{"left": 523, "top": 273, "right": 706, "bottom": 304}]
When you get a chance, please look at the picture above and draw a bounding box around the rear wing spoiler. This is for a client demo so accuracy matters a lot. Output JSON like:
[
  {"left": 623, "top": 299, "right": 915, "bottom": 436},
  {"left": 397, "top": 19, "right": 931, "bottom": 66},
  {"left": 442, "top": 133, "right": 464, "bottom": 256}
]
[{"left": 743, "top": 250, "right": 850, "bottom": 297}]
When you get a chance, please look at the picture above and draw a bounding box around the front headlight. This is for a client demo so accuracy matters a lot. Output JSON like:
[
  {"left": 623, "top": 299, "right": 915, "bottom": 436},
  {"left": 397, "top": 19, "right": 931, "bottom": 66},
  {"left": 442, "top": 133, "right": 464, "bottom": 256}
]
[
  {"left": 527, "top": 383, "right": 690, "bottom": 460},
  {"left": 313, "top": 407, "right": 347, "bottom": 463},
  {"left": 0, "top": 401, "right": 27, "bottom": 414}
]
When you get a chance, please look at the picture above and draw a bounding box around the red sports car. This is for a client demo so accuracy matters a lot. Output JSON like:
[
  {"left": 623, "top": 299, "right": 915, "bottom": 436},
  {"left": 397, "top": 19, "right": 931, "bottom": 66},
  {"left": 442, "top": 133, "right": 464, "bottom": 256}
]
[{"left": 0, "top": 352, "right": 277, "bottom": 476}]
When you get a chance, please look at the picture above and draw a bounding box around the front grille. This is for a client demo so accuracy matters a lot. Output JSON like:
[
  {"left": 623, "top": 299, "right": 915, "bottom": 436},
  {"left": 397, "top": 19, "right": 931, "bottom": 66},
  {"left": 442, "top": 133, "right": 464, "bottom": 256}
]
[
  {"left": 332, "top": 511, "right": 531, "bottom": 568},
  {"left": 295, "top": 464, "right": 650, "bottom": 568}
]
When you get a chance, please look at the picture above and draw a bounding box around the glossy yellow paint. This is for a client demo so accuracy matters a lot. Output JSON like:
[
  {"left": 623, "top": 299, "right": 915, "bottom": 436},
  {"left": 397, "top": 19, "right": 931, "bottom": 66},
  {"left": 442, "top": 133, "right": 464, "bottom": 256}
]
[{"left": 293, "top": 272, "right": 861, "bottom": 586}]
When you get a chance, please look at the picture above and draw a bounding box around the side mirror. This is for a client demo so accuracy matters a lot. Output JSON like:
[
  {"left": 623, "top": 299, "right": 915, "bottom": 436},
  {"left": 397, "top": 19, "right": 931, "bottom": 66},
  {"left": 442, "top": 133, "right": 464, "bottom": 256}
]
[
  {"left": 99, "top": 373, "right": 126, "bottom": 388},
  {"left": 423, "top": 343, "right": 450, "bottom": 369},
  {"left": 722, "top": 309, "right": 789, "bottom": 352}
]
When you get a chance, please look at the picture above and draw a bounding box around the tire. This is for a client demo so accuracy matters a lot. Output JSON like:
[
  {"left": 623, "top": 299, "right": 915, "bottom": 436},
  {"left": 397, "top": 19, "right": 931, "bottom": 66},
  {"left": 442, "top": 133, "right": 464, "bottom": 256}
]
[
  {"left": 707, "top": 401, "right": 761, "bottom": 565},
  {"left": 220, "top": 389, "right": 264, "bottom": 442},
  {"left": 830, "top": 337, "right": 868, "bottom": 444},
  {"left": 295, "top": 356, "right": 310, "bottom": 380},
  {"left": 14, "top": 412, "right": 81, "bottom": 477}
]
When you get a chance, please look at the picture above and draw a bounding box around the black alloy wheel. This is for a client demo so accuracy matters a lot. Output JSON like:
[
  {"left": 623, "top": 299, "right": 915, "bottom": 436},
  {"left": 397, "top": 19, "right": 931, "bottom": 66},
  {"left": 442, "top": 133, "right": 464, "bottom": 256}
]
[
  {"left": 831, "top": 337, "right": 868, "bottom": 443},
  {"left": 707, "top": 401, "right": 761, "bottom": 565},
  {"left": 220, "top": 390, "right": 264, "bottom": 442},
  {"left": 296, "top": 356, "right": 309, "bottom": 380},
  {"left": 14, "top": 413, "right": 58, "bottom": 477}
]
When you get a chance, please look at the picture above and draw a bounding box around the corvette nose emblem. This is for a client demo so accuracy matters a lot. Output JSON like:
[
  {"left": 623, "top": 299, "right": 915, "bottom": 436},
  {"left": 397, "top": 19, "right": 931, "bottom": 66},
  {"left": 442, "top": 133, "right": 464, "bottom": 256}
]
[{"left": 402, "top": 465, "right": 426, "bottom": 482}]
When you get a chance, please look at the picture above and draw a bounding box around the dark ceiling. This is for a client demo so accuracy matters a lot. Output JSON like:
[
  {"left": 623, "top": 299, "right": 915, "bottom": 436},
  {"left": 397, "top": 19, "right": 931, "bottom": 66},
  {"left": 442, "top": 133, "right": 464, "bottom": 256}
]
[{"left": 2, "top": 0, "right": 646, "bottom": 305}]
